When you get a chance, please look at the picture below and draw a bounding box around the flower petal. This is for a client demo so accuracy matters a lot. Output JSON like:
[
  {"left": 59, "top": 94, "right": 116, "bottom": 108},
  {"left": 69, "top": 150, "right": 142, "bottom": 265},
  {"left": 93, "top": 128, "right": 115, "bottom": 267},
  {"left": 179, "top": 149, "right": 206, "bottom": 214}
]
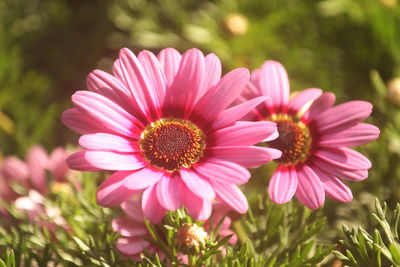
[
  {"left": 67, "top": 150, "right": 147, "bottom": 171},
  {"left": 312, "top": 166, "right": 353, "bottom": 202},
  {"left": 121, "top": 199, "right": 145, "bottom": 222},
  {"left": 314, "top": 147, "right": 371, "bottom": 171},
  {"left": 48, "top": 147, "right": 69, "bottom": 182},
  {"left": 123, "top": 167, "right": 164, "bottom": 190},
  {"left": 116, "top": 238, "right": 150, "bottom": 256},
  {"left": 194, "top": 159, "right": 250, "bottom": 184},
  {"left": 311, "top": 157, "right": 368, "bottom": 181},
  {"left": 61, "top": 108, "right": 107, "bottom": 135},
  {"left": 193, "top": 68, "right": 250, "bottom": 122},
  {"left": 257, "top": 60, "right": 290, "bottom": 112},
  {"left": 79, "top": 133, "right": 140, "bottom": 152},
  {"left": 72, "top": 91, "right": 143, "bottom": 138},
  {"left": 181, "top": 184, "right": 212, "bottom": 221},
  {"left": 211, "top": 181, "right": 248, "bottom": 214},
  {"left": 211, "top": 96, "right": 268, "bottom": 131},
  {"left": 295, "top": 165, "right": 325, "bottom": 209},
  {"left": 208, "top": 146, "right": 281, "bottom": 168},
  {"left": 211, "top": 121, "right": 278, "bottom": 146},
  {"left": 112, "top": 216, "right": 148, "bottom": 237},
  {"left": 138, "top": 50, "right": 167, "bottom": 106},
  {"left": 142, "top": 184, "right": 166, "bottom": 223},
  {"left": 312, "top": 101, "right": 373, "bottom": 133},
  {"left": 318, "top": 123, "right": 380, "bottom": 147},
  {"left": 180, "top": 169, "right": 215, "bottom": 200},
  {"left": 304, "top": 92, "right": 335, "bottom": 121},
  {"left": 288, "top": 88, "right": 322, "bottom": 115},
  {"left": 157, "top": 48, "right": 181, "bottom": 87},
  {"left": 96, "top": 171, "right": 137, "bottom": 207},
  {"left": 268, "top": 165, "right": 298, "bottom": 204},
  {"left": 118, "top": 48, "right": 161, "bottom": 120},
  {"left": 26, "top": 146, "right": 48, "bottom": 194},
  {"left": 198, "top": 53, "right": 221, "bottom": 98},
  {"left": 156, "top": 175, "right": 181, "bottom": 210}
]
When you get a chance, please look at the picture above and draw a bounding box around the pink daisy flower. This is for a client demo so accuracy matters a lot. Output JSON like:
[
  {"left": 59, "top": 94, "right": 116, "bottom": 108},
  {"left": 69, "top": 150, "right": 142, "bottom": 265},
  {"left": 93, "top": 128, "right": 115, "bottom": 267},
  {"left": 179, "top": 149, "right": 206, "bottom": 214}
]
[
  {"left": 241, "top": 60, "right": 380, "bottom": 209},
  {"left": 62, "top": 48, "right": 280, "bottom": 222},
  {"left": 0, "top": 146, "right": 71, "bottom": 227}
]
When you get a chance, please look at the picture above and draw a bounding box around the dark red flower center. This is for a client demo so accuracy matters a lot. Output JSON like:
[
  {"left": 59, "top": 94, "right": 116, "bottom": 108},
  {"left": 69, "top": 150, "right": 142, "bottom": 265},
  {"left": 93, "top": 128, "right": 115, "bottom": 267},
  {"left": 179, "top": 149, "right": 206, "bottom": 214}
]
[
  {"left": 266, "top": 115, "right": 311, "bottom": 165},
  {"left": 140, "top": 118, "right": 206, "bottom": 171}
]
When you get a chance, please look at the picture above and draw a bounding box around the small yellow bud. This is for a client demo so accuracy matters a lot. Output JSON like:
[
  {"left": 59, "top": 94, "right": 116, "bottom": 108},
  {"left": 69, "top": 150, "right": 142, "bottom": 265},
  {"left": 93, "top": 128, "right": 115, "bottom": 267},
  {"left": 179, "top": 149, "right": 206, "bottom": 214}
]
[
  {"left": 223, "top": 13, "right": 249, "bottom": 36},
  {"left": 176, "top": 224, "right": 208, "bottom": 253},
  {"left": 387, "top": 78, "right": 400, "bottom": 106},
  {"left": 379, "top": 0, "right": 397, "bottom": 8}
]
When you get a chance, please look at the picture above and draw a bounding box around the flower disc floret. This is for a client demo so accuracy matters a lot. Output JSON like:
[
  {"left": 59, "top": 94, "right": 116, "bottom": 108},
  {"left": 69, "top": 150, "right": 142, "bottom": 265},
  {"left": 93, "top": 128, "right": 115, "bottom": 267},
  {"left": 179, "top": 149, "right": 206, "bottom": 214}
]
[
  {"left": 266, "top": 115, "right": 311, "bottom": 166},
  {"left": 140, "top": 118, "right": 206, "bottom": 171}
]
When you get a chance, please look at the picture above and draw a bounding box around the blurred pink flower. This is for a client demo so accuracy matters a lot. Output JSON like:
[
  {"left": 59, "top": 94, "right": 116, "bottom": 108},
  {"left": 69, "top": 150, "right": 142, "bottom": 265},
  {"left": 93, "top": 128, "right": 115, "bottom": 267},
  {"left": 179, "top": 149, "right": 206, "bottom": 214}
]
[
  {"left": 242, "top": 60, "right": 380, "bottom": 209},
  {"left": 0, "top": 145, "right": 71, "bottom": 227},
  {"left": 62, "top": 48, "right": 280, "bottom": 223}
]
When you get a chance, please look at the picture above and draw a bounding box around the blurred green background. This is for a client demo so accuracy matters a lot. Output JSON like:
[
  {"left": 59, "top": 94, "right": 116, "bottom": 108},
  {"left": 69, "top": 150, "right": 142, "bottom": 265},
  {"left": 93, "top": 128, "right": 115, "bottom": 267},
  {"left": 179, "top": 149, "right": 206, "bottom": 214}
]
[{"left": 1, "top": 0, "right": 400, "bottom": 221}]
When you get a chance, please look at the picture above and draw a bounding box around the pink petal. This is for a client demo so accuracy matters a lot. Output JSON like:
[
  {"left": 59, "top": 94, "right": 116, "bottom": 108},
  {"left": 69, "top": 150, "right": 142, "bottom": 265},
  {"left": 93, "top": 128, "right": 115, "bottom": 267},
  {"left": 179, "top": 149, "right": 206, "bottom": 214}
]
[
  {"left": 314, "top": 147, "right": 371, "bottom": 170},
  {"left": 61, "top": 108, "right": 106, "bottom": 135},
  {"left": 138, "top": 50, "right": 167, "bottom": 108},
  {"left": 288, "top": 88, "right": 322, "bottom": 115},
  {"left": 121, "top": 199, "right": 145, "bottom": 222},
  {"left": 180, "top": 169, "right": 215, "bottom": 200},
  {"left": 156, "top": 175, "right": 181, "bottom": 210},
  {"left": 164, "top": 48, "right": 205, "bottom": 117},
  {"left": 312, "top": 101, "right": 373, "bottom": 133},
  {"left": 304, "top": 92, "right": 335, "bottom": 121},
  {"left": 67, "top": 150, "right": 147, "bottom": 171},
  {"left": 79, "top": 133, "right": 140, "bottom": 153},
  {"left": 295, "top": 165, "right": 325, "bottom": 209},
  {"left": 198, "top": 53, "right": 222, "bottom": 98},
  {"left": 123, "top": 167, "right": 164, "bottom": 190},
  {"left": 26, "top": 146, "right": 48, "bottom": 194},
  {"left": 142, "top": 184, "right": 166, "bottom": 223},
  {"left": 181, "top": 184, "right": 212, "bottom": 221},
  {"left": 258, "top": 60, "right": 290, "bottom": 111},
  {"left": 318, "top": 123, "right": 380, "bottom": 147},
  {"left": 157, "top": 48, "right": 181, "bottom": 87},
  {"left": 211, "top": 181, "right": 248, "bottom": 214},
  {"left": 96, "top": 171, "right": 137, "bottom": 207},
  {"left": 312, "top": 167, "right": 353, "bottom": 202},
  {"left": 48, "top": 147, "right": 69, "bottom": 182},
  {"left": 1, "top": 156, "right": 29, "bottom": 183},
  {"left": 118, "top": 48, "right": 161, "bottom": 120},
  {"left": 72, "top": 91, "right": 143, "bottom": 138},
  {"left": 86, "top": 70, "right": 137, "bottom": 115},
  {"left": 268, "top": 165, "right": 298, "bottom": 204},
  {"left": 116, "top": 237, "right": 150, "bottom": 256},
  {"left": 193, "top": 68, "right": 250, "bottom": 122},
  {"left": 211, "top": 121, "right": 278, "bottom": 146},
  {"left": 311, "top": 157, "right": 368, "bottom": 181},
  {"left": 211, "top": 96, "right": 268, "bottom": 131},
  {"left": 112, "top": 216, "right": 148, "bottom": 237},
  {"left": 208, "top": 146, "right": 281, "bottom": 168},
  {"left": 194, "top": 159, "right": 250, "bottom": 184}
]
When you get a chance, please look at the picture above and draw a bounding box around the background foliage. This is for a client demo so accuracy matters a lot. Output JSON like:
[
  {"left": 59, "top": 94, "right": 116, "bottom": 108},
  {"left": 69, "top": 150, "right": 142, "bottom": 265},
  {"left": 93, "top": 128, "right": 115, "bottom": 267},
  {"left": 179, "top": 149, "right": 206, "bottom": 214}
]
[{"left": 1, "top": 0, "right": 400, "bottom": 266}]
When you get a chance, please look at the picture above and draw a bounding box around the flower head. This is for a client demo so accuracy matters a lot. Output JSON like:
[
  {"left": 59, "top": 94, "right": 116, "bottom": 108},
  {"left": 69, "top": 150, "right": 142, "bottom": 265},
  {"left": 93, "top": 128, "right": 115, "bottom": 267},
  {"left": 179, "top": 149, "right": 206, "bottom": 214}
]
[
  {"left": 242, "top": 60, "right": 380, "bottom": 209},
  {"left": 62, "top": 48, "right": 280, "bottom": 222}
]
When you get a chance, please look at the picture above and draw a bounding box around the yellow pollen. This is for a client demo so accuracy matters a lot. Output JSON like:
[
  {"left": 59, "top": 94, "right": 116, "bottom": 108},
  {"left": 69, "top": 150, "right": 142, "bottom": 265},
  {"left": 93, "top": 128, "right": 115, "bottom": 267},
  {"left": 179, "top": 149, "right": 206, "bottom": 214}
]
[
  {"left": 266, "top": 114, "right": 312, "bottom": 166},
  {"left": 140, "top": 118, "right": 206, "bottom": 171}
]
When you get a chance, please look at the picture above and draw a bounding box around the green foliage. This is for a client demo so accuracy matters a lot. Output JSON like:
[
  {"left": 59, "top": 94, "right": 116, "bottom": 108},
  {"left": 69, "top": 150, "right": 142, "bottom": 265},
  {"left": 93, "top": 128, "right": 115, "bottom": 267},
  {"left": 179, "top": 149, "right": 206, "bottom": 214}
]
[{"left": 335, "top": 198, "right": 400, "bottom": 267}]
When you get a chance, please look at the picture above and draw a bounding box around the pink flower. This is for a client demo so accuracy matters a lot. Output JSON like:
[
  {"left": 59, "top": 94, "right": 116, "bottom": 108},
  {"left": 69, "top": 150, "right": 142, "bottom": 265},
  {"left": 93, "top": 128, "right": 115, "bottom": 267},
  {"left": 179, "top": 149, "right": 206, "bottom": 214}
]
[
  {"left": 242, "top": 60, "right": 380, "bottom": 209},
  {"left": 62, "top": 48, "right": 280, "bottom": 222},
  {"left": 0, "top": 145, "right": 71, "bottom": 223}
]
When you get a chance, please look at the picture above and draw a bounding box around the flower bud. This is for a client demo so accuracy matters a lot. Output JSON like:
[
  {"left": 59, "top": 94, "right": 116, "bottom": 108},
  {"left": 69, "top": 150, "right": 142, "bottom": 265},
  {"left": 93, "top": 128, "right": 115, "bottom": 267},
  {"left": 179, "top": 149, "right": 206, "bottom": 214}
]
[{"left": 176, "top": 224, "right": 208, "bottom": 253}]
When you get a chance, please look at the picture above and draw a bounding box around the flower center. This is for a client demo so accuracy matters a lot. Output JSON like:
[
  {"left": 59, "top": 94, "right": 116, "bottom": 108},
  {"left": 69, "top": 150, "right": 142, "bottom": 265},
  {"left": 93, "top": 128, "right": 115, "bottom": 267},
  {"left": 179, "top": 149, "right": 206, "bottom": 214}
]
[
  {"left": 140, "top": 118, "right": 206, "bottom": 171},
  {"left": 266, "top": 114, "right": 312, "bottom": 166}
]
